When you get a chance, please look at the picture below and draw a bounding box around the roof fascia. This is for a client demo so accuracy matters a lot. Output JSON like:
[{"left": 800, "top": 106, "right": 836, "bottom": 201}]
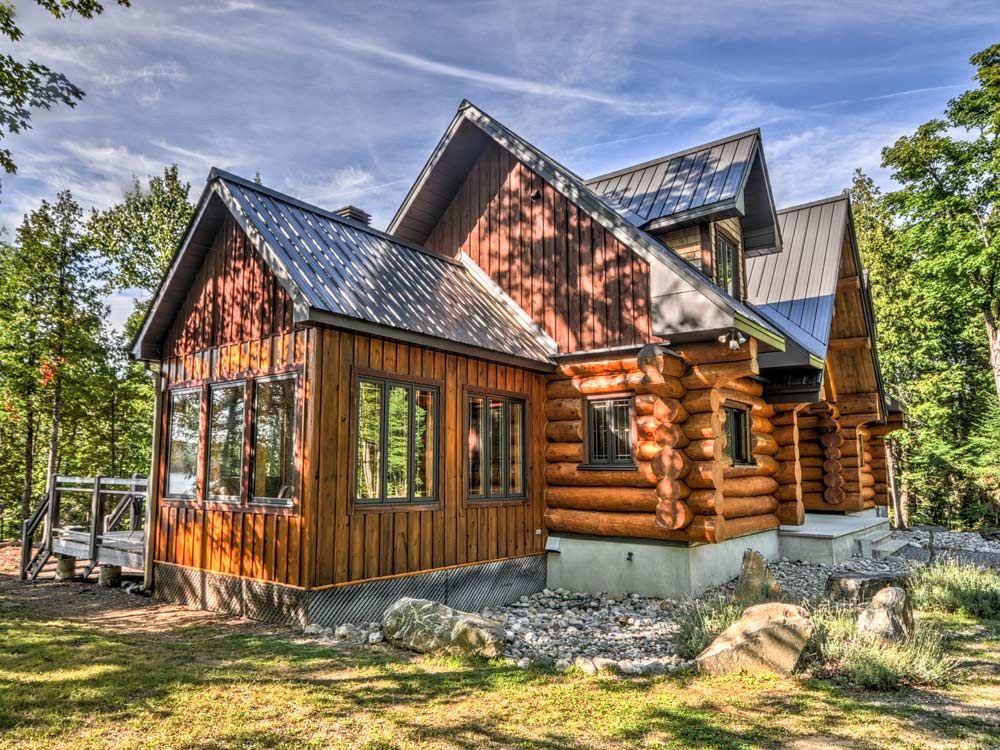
[
  {"left": 735, "top": 136, "right": 783, "bottom": 255},
  {"left": 642, "top": 199, "right": 740, "bottom": 233}
]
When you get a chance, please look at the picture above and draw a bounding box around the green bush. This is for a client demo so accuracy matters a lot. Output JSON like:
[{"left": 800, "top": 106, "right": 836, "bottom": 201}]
[
  {"left": 909, "top": 561, "right": 1000, "bottom": 619},
  {"left": 804, "top": 604, "right": 955, "bottom": 690},
  {"left": 676, "top": 597, "right": 743, "bottom": 658}
]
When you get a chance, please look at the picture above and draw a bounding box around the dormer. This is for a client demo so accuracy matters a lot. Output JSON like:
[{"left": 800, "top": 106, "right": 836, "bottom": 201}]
[{"left": 585, "top": 130, "right": 782, "bottom": 301}]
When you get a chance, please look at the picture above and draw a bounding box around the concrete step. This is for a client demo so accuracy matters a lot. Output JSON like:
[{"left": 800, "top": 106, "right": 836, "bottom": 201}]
[
  {"left": 871, "top": 535, "right": 913, "bottom": 560},
  {"left": 855, "top": 527, "right": 893, "bottom": 558},
  {"left": 780, "top": 513, "right": 891, "bottom": 565}
]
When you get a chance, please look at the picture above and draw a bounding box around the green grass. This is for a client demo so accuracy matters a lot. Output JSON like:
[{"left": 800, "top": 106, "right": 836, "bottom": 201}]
[
  {"left": 675, "top": 596, "right": 743, "bottom": 658},
  {"left": 1, "top": 578, "right": 999, "bottom": 750},
  {"left": 910, "top": 561, "right": 1000, "bottom": 619}
]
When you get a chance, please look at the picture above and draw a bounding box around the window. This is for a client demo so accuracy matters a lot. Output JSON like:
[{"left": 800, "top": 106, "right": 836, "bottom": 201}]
[
  {"left": 724, "top": 405, "right": 751, "bottom": 465},
  {"left": 166, "top": 388, "right": 201, "bottom": 498},
  {"left": 467, "top": 393, "right": 526, "bottom": 500},
  {"left": 206, "top": 382, "right": 245, "bottom": 501},
  {"left": 253, "top": 375, "right": 296, "bottom": 504},
  {"left": 355, "top": 375, "right": 438, "bottom": 505},
  {"left": 586, "top": 397, "right": 634, "bottom": 467},
  {"left": 715, "top": 232, "right": 738, "bottom": 297}
]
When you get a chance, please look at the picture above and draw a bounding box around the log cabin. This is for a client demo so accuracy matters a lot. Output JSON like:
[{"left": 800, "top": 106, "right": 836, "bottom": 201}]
[{"left": 131, "top": 100, "right": 902, "bottom": 623}]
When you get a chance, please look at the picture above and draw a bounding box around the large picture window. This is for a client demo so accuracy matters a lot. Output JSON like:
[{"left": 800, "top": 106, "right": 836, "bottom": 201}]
[
  {"left": 206, "top": 382, "right": 245, "bottom": 501},
  {"left": 253, "top": 374, "right": 296, "bottom": 505},
  {"left": 586, "top": 397, "right": 634, "bottom": 467},
  {"left": 723, "top": 405, "right": 752, "bottom": 465},
  {"left": 467, "top": 392, "right": 526, "bottom": 501},
  {"left": 166, "top": 388, "right": 202, "bottom": 498},
  {"left": 715, "top": 232, "right": 738, "bottom": 297},
  {"left": 355, "top": 375, "right": 438, "bottom": 505}
]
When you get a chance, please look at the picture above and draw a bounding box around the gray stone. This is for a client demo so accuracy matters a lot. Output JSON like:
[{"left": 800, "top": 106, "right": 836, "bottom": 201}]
[
  {"left": 382, "top": 597, "right": 506, "bottom": 658},
  {"left": 857, "top": 586, "right": 914, "bottom": 642},
  {"left": 367, "top": 631, "right": 384, "bottom": 645},
  {"left": 592, "top": 657, "right": 619, "bottom": 672},
  {"left": 696, "top": 602, "right": 814, "bottom": 676},
  {"left": 334, "top": 623, "right": 362, "bottom": 641},
  {"left": 55, "top": 556, "right": 75, "bottom": 581},
  {"left": 733, "top": 549, "right": 782, "bottom": 605},
  {"left": 573, "top": 656, "right": 597, "bottom": 674},
  {"left": 516, "top": 657, "right": 532, "bottom": 669},
  {"left": 98, "top": 565, "right": 121, "bottom": 588},
  {"left": 825, "top": 571, "right": 909, "bottom": 604},
  {"left": 303, "top": 623, "right": 326, "bottom": 636}
]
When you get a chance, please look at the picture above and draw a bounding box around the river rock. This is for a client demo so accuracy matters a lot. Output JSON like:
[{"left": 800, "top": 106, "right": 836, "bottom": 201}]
[
  {"left": 857, "top": 586, "right": 914, "bottom": 642},
  {"left": 825, "top": 571, "right": 909, "bottom": 604},
  {"left": 733, "top": 549, "right": 782, "bottom": 605},
  {"left": 696, "top": 602, "right": 813, "bottom": 676},
  {"left": 382, "top": 597, "right": 506, "bottom": 658}
]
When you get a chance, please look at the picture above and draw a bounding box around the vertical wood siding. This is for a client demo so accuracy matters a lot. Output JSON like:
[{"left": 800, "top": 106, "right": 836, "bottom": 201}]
[{"left": 423, "top": 140, "right": 652, "bottom": 352}]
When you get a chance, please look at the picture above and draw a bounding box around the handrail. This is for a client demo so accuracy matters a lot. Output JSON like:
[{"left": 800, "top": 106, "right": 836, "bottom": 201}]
[{"left": 20, "top": 492, "right": 50, "bottom": 580}]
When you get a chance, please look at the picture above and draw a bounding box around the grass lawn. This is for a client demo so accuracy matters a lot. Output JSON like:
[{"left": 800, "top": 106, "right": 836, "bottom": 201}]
[{"left": 0, "top": 571, "right": 998, "bottom": 750}]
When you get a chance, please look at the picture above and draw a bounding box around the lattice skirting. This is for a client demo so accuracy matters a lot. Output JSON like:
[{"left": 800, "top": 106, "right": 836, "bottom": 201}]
[{"left": 154, "top": 555, "right": 546, "bottom": 627}]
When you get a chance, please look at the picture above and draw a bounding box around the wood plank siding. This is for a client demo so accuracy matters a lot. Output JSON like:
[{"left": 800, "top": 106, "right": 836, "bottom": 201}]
[
  {"left": 155, "top": 218, "right": 546, "bottom": 589},
  {"left": 423, "top": 140, "right": 653, "bottom": 352}
]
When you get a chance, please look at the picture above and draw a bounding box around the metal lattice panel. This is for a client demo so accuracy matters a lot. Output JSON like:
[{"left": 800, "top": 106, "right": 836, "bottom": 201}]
[
  {"left": 307, "top": 570, "right": 449, "bottom": 626},
  {"left": 244, "top": 579, "right": 307, "bottom": 625},
  {"left": 446, "top": 555, "right": 545, "bottom": 612}
]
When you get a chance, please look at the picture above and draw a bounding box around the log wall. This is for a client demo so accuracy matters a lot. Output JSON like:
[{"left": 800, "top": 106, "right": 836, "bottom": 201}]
[{"left": 543, "top": 340, "right": 785, "bottom": 544}]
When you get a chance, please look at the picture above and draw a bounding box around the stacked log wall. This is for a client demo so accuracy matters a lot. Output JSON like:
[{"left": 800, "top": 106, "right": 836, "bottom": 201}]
[
  {"left": 771, "top": 403, "right": 806, "bottom": 525},
  {"left": 543, "top": 341, "right": 785, "bottom": 545}
]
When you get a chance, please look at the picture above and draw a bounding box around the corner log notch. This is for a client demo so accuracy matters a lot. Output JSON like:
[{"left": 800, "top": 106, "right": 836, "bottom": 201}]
[{"left": 543, "top": 340, "right": 783, "bottom": 545}]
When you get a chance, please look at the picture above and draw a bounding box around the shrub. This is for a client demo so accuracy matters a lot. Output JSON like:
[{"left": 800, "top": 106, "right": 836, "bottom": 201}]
[
  {"left": 676, "top": 596, "right": 743, "bottom": 658},
  {"left": 909, "top": 561, "right": 1000, "bottom": 619},
  {"left": 803, "top": 604, "right": 955, "bottom": 690}
]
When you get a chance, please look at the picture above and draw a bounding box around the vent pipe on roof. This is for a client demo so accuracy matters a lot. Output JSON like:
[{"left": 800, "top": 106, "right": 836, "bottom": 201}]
[{"left": 334, "top": 205, "right": 371, "bottom": 225}]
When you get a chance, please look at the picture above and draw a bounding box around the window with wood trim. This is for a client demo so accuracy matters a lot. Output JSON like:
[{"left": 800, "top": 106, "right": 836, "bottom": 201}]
[
  {"left": 205, "top": 381, "right": 245, "bottom": 502},
  {"left": 166, "top": 388, "right": 202, "bottom": 498},
  {"left": 586, "top": 397, "right": 634, "bottom": 467},
  {"left": 715, "top": 232, "right": 739, "bottom": 297},
  {"left": 354, "top": 375, "right": 439, "bottom": 505},
  {"left": 467, "top": 393, "right": 526, "bottom": 501},
  {"left": 252, "top": 374, "right": 296, "bottom": 505},
  {"left": 723, "top": 405, "right": 752, "bottom": 465}
]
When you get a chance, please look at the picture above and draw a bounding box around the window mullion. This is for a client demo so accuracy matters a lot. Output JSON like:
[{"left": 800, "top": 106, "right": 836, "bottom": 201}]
[
  {"left": 380, "top": 380, "right": 389, "bottom": 504},
  {"left": 502, "top": 399, "right": 509, "bottom": 498},
  {"left": 408, "top": 384, "right": 416, "bottom": 503}
]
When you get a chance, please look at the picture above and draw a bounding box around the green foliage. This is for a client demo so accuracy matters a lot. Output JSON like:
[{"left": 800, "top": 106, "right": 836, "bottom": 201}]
[
  {"left": 0, "top": 0, "right": 130, "bottom": 179},
  {"left": 804, "top": 604, "right": 956, "bottom": 690},
  {"left": 910, "top": 561, "right": 1000, "bottom": 619},
  {"left": 675, "top": 596, "right": 742, "bottom": 658}
]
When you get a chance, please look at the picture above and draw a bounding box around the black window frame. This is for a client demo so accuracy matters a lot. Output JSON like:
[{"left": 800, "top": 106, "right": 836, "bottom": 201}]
[
  {"left": 351, "top": 371, "right": 441, "bottom": 508},
  {"left": 723, "top": 404, "right": 753, "bottom": 466},
  {"left": 715, "top": 230, "right": 739, "bottom": 297},
  {"left": 250, "top": 372, "right": 298, "bottom": 508},
  {"left": 465, "top": 389, "right": 528, "bottom": 503},
  {"left": 165, "top": 386, "right": 203, "bottom": 500},
  {"left": 583, "top": 394, "right": 636, "bottom": 469},
  {"left": 203, "top": 379, "right": 248, "bottom": 505}
]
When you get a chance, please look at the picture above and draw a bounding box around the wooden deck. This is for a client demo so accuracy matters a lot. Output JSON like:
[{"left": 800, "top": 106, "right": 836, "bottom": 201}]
[{"left": 51, "top": 529, "right": 145, "bottom": 570}]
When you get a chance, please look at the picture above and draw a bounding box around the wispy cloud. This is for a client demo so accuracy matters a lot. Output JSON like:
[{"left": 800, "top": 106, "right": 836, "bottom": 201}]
[{"left": 810, "top": 83, "right": 967, "bottom": 109}]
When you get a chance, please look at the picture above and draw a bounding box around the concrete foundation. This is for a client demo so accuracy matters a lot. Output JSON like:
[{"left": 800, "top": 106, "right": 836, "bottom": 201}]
[
  {"left": 98, "top": 565, "right": 122, "bottom": 588},
  {"left": 778, "top": 513, "right": 890, "bottom": 565},
  {"left": 545, "top": 530, "right": 780, "bottom": 599},
  {"left": 55, "top": 556, "right": 76, "bottom": 581}
]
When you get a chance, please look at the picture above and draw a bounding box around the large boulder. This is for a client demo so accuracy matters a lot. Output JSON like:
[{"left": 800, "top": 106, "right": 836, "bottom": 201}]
[
  {"left": 857, "top": 586, "right": 914, "bottom": 642},
  {"left": 733, "top": 549, "right": 782, "bottom": 606},
  {"left": 825, "top": 571, "right": 909, "bottom": 604},
  {"left": 696, "top": 602, "right": 814, "bottom": 676},
  {"left": 382, "top": 598, "right": 506, "bottom": 658}
]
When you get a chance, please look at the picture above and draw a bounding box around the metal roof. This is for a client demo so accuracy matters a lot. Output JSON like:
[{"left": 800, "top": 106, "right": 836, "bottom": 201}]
[
  {"left": 388, "top": 100, "right": 787, "bottom": 352},
  {"left": 745, "top": 195, "right": 849, "bottom": 359},
  {"left": 584, "top": 131, "right": 782, "bottom": 257},
  {"left": 132, "top": 170, "right": 558, "bottom": 369}
]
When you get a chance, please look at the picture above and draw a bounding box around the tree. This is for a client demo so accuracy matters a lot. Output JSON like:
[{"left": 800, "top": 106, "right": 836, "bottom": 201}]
[
  {"left": 0, "top": 1, "right": 130, "bottom": 181},
  {"left": 881, "top": 44, "right": 1000, "bottom": 405}
]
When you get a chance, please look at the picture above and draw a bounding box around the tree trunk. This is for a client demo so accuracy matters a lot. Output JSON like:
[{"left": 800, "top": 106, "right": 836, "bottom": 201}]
[
  {"left": 887, "top": 440, "right": 906, "bottom": 529},
  {"left": 45, "top": 374, "right": 62, "bottom": 495},
  {"left": 20, "top": 406, "right": 35, "bottom": 521},
  {"left": 985, "top": 306, "right": 1000, "bottom": 406}
]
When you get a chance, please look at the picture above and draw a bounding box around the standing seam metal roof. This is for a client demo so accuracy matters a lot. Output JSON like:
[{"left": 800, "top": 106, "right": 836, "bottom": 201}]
[
  {"left": 585, "top": 131, "right": 759, "bottom": 226},
  {"left": 745, "top": 196, "right": 848, "bottom": 358}
]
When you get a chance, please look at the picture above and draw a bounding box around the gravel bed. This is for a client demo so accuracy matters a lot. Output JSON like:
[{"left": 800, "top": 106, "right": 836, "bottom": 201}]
[{"left": 890, "top": 528, "right": 1000, "bottom": 555}]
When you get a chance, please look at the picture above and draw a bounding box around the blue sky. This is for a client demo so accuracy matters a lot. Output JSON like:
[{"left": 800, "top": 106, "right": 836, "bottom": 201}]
[{"left": 3, "top": 0, "right": 998, "bottom": 326}]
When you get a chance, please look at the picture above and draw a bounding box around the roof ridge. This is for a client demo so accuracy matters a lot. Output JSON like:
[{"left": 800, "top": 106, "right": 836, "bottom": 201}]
[
  {"left": 584, "top": 128, "right": 761, "bottom": 185},
  {"left": 777, "top": 193, "right": 848, "bottom": 215},
  {"left": 208, "top": 168, "right": 461, "bottom": 266}
]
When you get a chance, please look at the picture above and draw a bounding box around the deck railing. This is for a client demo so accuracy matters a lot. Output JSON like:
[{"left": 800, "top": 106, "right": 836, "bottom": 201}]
[{"left": 19, "top": 474, "right": 147, "bottom": 580}]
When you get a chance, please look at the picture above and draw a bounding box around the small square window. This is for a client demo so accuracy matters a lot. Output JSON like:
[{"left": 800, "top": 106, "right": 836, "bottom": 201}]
[
  {"left": 467, "top": 393, "right": 526, "bottom": 501},
  {"left": 586, "top": 397, "right": 634, "bottom": 467},
  {"left": 723, "top": 405, "right": 751, "bottom": 465}
]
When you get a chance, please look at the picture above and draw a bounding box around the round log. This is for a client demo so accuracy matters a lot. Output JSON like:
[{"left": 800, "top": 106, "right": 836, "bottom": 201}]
[
  {"left": 821, "top": 432, "right": 845, "bottom": 448},
  {"left": 558, "top": 357, "right": 638, "bottom": 377},
  {"left": 656, "top": 476, "right": 691, "bottom": 501},
  {"left": 634, "top": 392, "right": 657, "bottom": 415},
  {"left": 801, "top": 481, "right": 825, "bottom": 493},
  {"left": 723, "top": 475, "right": 779, "bottom": 497},
  {"left": 687, "top": 489, "right": 723, "bottom": 515},
  {"left": 546, "top": 486, "right": 657, "bottom": 512},
  {"left": 653, "top": 397, "right": 687, "bottom": 424},
  {"left": 801, "top": 467, "right": 823, "bottom": 481},
  {"left": 824, "top": 487, "right": 846, "bottom": 504},
  {"left": 774, "top": 483, "right": 801, "bottom": 503},
  {"left": 544, "top": 398, "right": 583, "bottom": 421},
  {"left": 544, "top": 507, "right": 713, "bottom": 542},
  {"left": 823, "top": 473, "right": 845, "bottom": 489},
  {"left": 773, "top": 426, "right": 796, "bottom": 445},
  {"left": 800, "top": 443, "right": 825, "bottom": 457},
  {"left": 545, "top": 442, "right": 584, "bottom": 463},
  {"left": 861, "top": 486, "right": 876, "bottom": 500},
  {"left": 546, "top": 420, "right": 583, "bottom": 443},
  {"left": 724, "top": 455, "right": 779, "bottom": 478},
  {"left": 545, "top": 378, "right": 580, "bottom": 399},
  {"left": 723, "top": 494, "right": 778, "bottom": 519},
  {"left": 655, "top": 497, "right": 695, "bottom": 530},
  {"left": 578, "top": 372, "right": 645, "bottom": 395},
  {"left": 685, "top": 439, "right": 717, "bottom": 462},
  {"left": 635, "top": 441, "right": 664, "bottom": 462},
  {"left": 823, "top": 459, "right": 842, "bottom": 474},
  {"left": 677, "top": 340, "right": 755, "bottom": 365},
  {"left": 686, "top": 460, "right": 724, "bottom": 490},
  {"left": 774, "top": 462, "right": 801, "bottom": 485},
  {"left": 652, "top": 446, "right": 691, "bottom": 480},
  {"left": 775, "top": 445, "right": 798, "bottom": 462},
  {"left": 637, "top": 343, "right": 687, "bottom": 378},
  {"left": 751, "top": 433, "right": 778, "bottom": 456},
  {"left": 824, "top": 447, "right": 842, "bottom": 460},
  {"left": 776, "top": 501, "right": 805, "bottom": 526},
  {"left": 752, "top": 415, "right": 774, "bottom": 434},
  {"left": 636, "top": 415, "right": 659, "bottom": 440},
  {"left": 682, "top": 389, "right": 721, "bottom": 414},
  {"left": 798, "top": 457, "right": 825, "bottom": 468},
  {"left": 635, "top": 379, "right": 686, "bottom": 399},
  {"left": 723, "top": 513, "right": 779, "bottom": 541},
  {"left": 681, "top": 361, "right": 758, "bottom": 390},
  {"left": 544, "top": 462, "right": 656, "bottom": 487},
  {"left": 654, "top": 423, "right": 687, "bottom": 449},
  {"left": 717, "top": 377, "right": 765, "bottom": 398},
  {"left": 683, "top": 411, "right": 724, "bottom": 441}
]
